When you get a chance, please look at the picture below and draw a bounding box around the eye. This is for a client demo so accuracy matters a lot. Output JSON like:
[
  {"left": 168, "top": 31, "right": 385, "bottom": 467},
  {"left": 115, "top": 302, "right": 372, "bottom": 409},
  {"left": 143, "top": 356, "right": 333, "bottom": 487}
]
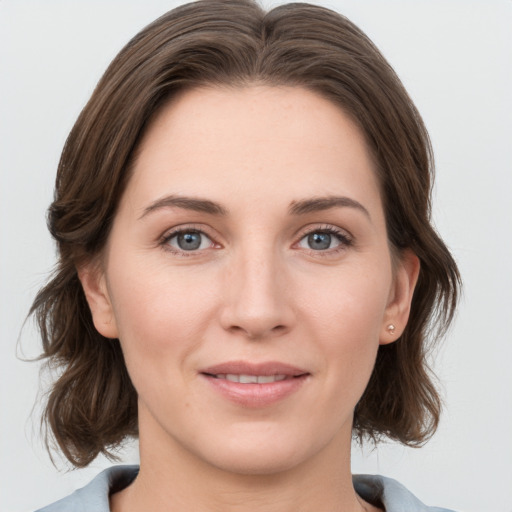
[
  {"left": 297, "top": 228, "right": 351, "bottom": 252},
  {"left": 165, "top": 229, "right": 214, "bottom": 252}
]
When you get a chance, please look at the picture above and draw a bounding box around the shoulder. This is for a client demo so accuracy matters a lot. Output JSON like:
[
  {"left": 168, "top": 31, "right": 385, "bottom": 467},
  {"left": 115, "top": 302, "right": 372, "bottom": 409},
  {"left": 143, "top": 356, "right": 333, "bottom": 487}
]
[
  {"left": 35, "top": 465, "right": 139, "bottom": 512},
  {"left": 353, "top": 474, "right": 457, "bottom": 512},
  {"left": 34, "top": 467, "right": 456, "bottom": 512}
]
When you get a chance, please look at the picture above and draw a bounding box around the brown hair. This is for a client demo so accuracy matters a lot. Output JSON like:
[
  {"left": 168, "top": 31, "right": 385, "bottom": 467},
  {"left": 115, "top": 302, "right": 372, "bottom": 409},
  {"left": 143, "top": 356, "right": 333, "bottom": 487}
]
[{"left": 31, "top": 0, "right": 460, "bottom": 467}]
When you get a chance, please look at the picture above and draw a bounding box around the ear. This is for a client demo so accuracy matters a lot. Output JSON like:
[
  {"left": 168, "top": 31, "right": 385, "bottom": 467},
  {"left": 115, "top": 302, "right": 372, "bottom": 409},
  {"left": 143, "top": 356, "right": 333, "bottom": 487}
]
[
  {"left": 77, "top": 262, "right": 119, "bottom": 339},
  {"left": 380, "top": 249, "right": 420, "bottom": 345}
]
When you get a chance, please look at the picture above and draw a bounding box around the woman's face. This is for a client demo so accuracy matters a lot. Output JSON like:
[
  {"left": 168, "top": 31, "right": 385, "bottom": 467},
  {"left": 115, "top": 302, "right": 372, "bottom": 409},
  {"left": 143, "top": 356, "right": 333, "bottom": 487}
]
[{"left": 82, "top": 85, "right": 418, "bottom": 475}]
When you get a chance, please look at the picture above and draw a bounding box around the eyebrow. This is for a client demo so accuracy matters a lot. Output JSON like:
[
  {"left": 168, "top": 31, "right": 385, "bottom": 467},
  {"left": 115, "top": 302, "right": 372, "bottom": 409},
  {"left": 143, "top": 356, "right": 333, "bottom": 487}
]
[
  {"left": 139, "top": 195, "right": 228, "bottom": 219},
  {"left": 288, "top": 196, "right": 371, "bottom": 219},
  {"left": 139, "top": 194, "right": 370, "bottom": 220}
]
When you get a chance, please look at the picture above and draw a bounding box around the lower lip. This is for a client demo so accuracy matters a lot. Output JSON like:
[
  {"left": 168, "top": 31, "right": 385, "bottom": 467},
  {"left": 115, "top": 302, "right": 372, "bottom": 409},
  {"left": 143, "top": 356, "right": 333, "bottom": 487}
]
[{"left": 201, "top": 374, "right": 309, "bottom": 407}]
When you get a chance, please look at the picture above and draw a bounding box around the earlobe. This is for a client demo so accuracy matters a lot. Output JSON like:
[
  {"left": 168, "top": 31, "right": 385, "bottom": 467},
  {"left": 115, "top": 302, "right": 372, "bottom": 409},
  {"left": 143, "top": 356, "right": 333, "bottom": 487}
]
[
  {"left": 380, "top": 249, "right": 420, "bottom": 345},
  {"left": 77, "top": 263, "right": 119, "bottom": 339}
]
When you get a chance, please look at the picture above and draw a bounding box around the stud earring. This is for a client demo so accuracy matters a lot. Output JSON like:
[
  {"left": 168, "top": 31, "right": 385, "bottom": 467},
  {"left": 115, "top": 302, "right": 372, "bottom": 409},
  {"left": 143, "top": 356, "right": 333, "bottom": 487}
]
[{"left": 386, "top": 324, "right": 396, "bottom": 335}]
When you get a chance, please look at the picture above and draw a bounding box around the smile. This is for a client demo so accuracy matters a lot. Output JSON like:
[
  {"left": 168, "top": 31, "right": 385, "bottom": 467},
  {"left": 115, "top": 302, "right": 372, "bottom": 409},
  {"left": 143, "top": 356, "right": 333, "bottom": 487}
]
[
  {"left": 199, "top": 361, "right": 310, "bottom": 407},
  {"left": 209, "top": 374, "right": 289, "bottom": 383}
]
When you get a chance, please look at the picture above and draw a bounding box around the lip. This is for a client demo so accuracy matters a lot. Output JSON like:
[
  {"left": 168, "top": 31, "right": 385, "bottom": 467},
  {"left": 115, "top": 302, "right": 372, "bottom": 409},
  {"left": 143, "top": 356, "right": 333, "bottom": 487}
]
[
  {"left": 199, "top": 360, "right": 310, "bottom": 408},
  {"left": 201, "top": 360, "right": 308, "bottom": 377}
]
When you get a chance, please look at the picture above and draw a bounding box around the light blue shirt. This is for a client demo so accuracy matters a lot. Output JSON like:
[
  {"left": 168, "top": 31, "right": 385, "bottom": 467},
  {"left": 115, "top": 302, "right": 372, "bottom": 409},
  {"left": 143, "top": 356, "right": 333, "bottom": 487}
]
[{"left": 35, "top": 465, "right": 456, "bottom": 511}]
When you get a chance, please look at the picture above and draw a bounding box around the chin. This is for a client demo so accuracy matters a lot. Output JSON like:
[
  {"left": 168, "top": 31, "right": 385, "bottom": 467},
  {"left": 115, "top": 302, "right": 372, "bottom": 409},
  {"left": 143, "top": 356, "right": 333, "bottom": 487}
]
[
  {"left": 190, "top": 426, "right": 327, "bottom": 477},
  {"left": 208, "top": 448, "right": 306, "bottom": 476}
]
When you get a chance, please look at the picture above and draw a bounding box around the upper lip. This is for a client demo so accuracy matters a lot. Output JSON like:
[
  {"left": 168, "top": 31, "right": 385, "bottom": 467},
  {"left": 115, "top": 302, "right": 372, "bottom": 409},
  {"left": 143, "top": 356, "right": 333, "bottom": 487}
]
[{"left": 200, "top": 361, "right": 309, "bottom": 377}]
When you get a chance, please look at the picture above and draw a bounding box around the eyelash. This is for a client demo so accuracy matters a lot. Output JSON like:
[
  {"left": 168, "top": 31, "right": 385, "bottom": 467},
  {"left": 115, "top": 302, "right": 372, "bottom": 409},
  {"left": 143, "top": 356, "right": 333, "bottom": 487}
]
[
  {"left": 159, "top": 224, "right": 353, "bottom": 257},
  {"left": 296, "top": 225, "right": 353, "bottom": 256},
  {"left": 160, "top": 225, "right": 217, "bottom": 257}
]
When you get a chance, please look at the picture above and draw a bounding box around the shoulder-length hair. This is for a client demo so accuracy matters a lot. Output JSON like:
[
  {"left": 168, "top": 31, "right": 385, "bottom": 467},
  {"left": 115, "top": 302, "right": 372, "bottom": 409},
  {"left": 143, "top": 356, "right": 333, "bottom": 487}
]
[{"left": 31, "top": 0, "right": 460, "bottom": 467}]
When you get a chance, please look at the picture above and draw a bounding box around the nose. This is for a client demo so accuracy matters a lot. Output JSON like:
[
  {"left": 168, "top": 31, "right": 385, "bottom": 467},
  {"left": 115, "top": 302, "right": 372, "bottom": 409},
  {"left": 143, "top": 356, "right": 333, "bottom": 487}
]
[{"left": 219, "top": 247, "right": 294, "bottom": 340}]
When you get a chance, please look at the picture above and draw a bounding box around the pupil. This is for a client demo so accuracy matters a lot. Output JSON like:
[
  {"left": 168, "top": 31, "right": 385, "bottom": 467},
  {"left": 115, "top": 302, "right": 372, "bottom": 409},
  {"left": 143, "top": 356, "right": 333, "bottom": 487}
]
[
  {"left": 308, "top": 232, "right": 331, "bottom": 250},
  {"left": 178, "top": 232, "right": 201, "bottom": 250}
]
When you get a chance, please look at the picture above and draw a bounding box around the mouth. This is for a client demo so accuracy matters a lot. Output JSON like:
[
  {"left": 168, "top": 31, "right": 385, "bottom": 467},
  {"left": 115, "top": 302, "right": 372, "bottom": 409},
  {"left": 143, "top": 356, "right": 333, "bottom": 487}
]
[
  {"left": 200, "top": 360, "right": 309, "bottom": 380},
  {"left": 199, "top": 361, "right": 310, "bottom": 407},
  {"left": 204, "top": 373, "right": 300, "bottom": 383}
]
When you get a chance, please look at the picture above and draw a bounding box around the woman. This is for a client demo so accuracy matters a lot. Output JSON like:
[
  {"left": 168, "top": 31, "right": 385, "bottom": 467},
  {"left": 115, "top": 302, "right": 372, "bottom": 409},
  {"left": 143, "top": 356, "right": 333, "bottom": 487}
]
[{"left": 30, "top": 0, "right": 460, "bottom": 510}]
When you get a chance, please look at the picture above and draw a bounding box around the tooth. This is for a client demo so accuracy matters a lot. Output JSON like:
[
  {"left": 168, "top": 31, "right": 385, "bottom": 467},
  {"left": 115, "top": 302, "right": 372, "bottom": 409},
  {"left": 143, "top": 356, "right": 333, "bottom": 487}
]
[
  {"left": 220, "top": 374, "right": 290, "bottom": 384},
  {"left": 257, "top": 375, "right": 275, "bottom": 383},
  {"left": 239, "top": 375, "right": 258, "bottom": 384}
]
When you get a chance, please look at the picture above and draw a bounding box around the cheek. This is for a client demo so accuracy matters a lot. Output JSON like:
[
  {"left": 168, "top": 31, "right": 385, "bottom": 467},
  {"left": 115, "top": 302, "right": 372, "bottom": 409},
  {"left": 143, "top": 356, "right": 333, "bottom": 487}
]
[
  {"left": 106, "top": 265, "right": 221, "bottom": 416},
  {"left": 296, "top": 263, "right": 391, "bottom": 385},
  {"left": 106, "top": 258, "right": 219, "bottom": 362},
  {"left": 299, "top": 264, "right": 391, "bottom": 338}
]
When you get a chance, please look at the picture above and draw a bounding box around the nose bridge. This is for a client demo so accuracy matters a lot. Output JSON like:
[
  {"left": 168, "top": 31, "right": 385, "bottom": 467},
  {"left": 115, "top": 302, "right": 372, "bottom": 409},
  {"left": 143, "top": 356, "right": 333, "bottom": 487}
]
[{"left": 221, "top": 237, "right": 291, "bottom": 338}]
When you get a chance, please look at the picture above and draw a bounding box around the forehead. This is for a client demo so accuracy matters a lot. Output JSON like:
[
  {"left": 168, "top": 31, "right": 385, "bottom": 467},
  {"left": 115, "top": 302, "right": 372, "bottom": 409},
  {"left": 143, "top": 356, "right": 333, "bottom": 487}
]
[{"left": 125, "top": 85, "right": 381, "bottom": 215}]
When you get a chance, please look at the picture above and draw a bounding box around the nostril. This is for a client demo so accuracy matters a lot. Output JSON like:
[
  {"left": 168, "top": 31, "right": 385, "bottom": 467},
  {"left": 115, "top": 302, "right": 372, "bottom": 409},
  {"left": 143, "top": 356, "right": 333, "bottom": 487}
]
[{"left": 226, "top": 323, "right": 288, "bottom": 340}]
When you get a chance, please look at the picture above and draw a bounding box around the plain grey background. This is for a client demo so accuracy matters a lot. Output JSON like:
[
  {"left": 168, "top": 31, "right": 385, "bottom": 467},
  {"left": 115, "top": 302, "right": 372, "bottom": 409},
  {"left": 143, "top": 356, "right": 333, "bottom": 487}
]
[{"left": 1, "top": 1, "right": 511, "bottom": 511}]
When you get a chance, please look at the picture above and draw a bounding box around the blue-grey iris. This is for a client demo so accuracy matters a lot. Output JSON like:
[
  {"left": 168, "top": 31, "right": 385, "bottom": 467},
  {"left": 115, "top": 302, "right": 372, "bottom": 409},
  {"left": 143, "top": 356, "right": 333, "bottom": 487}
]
[
  {"left": 178, "top": 232, "right": 202, "bottom": 250},
  {"left": 308, "top": 232, "right": 331, "bottom": 250}
]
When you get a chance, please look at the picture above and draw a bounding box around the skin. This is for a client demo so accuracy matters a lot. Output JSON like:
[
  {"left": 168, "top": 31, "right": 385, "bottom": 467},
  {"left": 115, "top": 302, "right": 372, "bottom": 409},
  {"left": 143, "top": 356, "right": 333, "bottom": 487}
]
[{"left": 80, "top": 85, "right": 419, "bottom": 512}]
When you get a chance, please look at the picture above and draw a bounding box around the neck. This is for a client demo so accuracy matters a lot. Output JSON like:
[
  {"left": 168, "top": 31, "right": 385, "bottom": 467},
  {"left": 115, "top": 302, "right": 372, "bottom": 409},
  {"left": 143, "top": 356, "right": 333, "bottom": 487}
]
[{"left": 111, "top": 412, "right": 376, "bottom": 512}]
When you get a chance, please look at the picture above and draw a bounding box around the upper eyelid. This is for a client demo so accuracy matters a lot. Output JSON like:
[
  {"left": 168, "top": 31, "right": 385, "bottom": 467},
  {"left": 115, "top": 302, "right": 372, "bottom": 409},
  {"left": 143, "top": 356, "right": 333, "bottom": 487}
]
[
  {"left": 164, "top": 230, "right": 213, "bottom": 243},
  {"left": 161, "top": 223, "right": 216, "bottom": 239},
  {"left": 295, "top": 223, "right": 353, "bottom": 240}
]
